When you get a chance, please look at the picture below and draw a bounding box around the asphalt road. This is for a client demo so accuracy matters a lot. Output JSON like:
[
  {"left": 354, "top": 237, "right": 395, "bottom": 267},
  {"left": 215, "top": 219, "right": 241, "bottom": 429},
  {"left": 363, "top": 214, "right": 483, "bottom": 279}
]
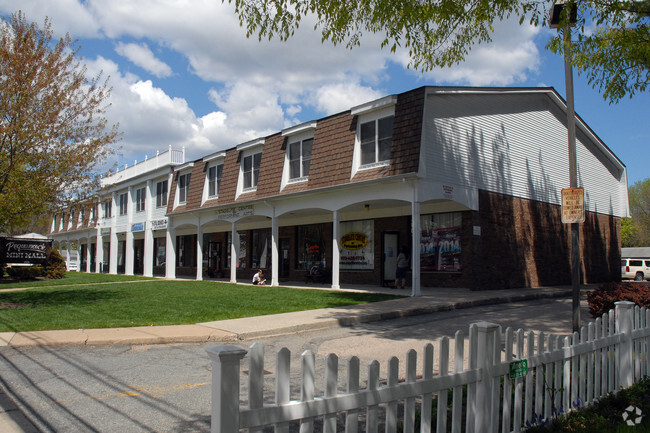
[{"left": 0, "top": 297, "right": 591, "bottom": 433}]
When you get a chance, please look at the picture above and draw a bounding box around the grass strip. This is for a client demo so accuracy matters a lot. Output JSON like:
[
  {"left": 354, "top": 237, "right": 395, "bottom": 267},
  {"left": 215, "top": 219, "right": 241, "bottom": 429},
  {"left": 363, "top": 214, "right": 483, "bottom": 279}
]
[{"left": 0, "top": 273, "right": 399, "bottom": 332}]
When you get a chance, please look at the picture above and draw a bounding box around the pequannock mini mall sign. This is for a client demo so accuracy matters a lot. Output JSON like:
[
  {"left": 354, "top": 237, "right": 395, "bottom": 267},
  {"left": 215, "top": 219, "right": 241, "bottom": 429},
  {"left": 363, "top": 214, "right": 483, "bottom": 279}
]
[{"left": 0, "top": 237, "right": 53, "bottom": 264}]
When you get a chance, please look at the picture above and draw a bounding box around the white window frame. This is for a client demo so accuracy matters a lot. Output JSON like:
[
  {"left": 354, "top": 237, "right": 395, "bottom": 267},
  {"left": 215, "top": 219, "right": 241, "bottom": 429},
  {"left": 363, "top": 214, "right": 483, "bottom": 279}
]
[
  {"left": 351, "top": 95, "right": 397, "bottom": 178},
  {"left": 156, "top": 180, "right": 168, "bottom": 208},
  {"left": 136, "top": 187, "right": 146, "bottom": 213},
  {"left": 280, "top": 122, "right": 316, "bottom": 190},
  {"left": 118, "top": 192, "right": 128, "bottom": 216},
  {"left": 178, "top": 173, "right": 191, "bottom": 204},
  {"left": 202, "top": 152, "right": 226, "bottom": 204},
  {"left": 236, "top": 138, "right": 264, "bottom": 198}
]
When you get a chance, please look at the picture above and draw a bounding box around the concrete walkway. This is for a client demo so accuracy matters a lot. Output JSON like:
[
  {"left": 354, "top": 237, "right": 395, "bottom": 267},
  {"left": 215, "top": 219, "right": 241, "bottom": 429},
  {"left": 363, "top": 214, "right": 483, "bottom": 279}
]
[{"left": 0, "top": 283, "right": 580, "bottom": 348}]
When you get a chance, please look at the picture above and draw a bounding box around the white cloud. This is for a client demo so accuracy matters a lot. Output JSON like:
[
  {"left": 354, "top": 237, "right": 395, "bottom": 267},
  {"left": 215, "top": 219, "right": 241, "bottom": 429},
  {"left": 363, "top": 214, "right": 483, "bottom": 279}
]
[
  {"left": 313, "top": 83, "right": 386, "bottom": 115},
  {"left": 1, "top": 0, "right": 546, "bottom": 169},
  {"left": 115, "top": 42, "right": 173, "bottom": 78}
]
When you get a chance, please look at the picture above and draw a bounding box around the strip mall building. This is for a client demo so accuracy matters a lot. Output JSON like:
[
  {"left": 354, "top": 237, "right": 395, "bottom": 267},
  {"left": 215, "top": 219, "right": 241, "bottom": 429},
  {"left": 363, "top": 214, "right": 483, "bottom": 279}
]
[{"left": 48, "top": 87, "right": 629, "bottom": 293}]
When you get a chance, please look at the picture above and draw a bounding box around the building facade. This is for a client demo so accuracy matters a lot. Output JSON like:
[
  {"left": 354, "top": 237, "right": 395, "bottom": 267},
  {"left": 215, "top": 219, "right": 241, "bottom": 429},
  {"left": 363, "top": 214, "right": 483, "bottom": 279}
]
[{"left": 48, "top": 86, "right": 629, "bottom": 292}]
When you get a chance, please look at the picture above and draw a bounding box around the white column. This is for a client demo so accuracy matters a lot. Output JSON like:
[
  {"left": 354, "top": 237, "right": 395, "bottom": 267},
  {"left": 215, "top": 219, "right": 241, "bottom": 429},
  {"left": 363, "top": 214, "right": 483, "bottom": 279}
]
[
  {"left": 144, "top": 180, "right": 154, "bottom": 277},
  {"left": 196, "top": 218, "right": 204, "bottom": 281},
  {"left": 331, "top": 210, "right": 341, "bottom": 289},
  {"left": 95, "top": 228, "right": 103, "bottom": 273},
  {"left": 109, "top": 192, "right": 118, "bottom": 274},
  {"left": 411, "top": 181, "right": 421, "bottom": 297},
  {"left": 165, "top": 226, "right": 176, "bottom": 279},
  {"left": 125, "top": 186, "right": 134, "bottom": 275},
  {"left": 109, "top": 229, "right": 118, "bottom": 274},
  {"left": 271, "top": 215, "right": 279, "bottom": 286},
  {"left": 230, "top": 222, "right": 238, "bottom": 283},
  {"left": 76, "top": 241, "right": 82, "bottom": 271},
  {"left": 86, "top": 238, "right": 92, "bottom": 272}
]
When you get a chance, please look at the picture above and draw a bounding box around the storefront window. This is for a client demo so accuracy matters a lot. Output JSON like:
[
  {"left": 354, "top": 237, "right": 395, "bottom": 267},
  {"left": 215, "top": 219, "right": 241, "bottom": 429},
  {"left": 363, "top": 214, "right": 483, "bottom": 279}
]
[
  {"left": 238, "top": 232, "right": 247, "bottom": 268},
  {"left": 420, "top": 212, "right": 462, "bottom": 271},
  {"left": 340, "top": 220, "right": 374, "bottom": 270},
  {"left": 297, "top": 224, "right": 326, "bottom": 270},
  {"left": 154, "top": 237, "right": 166, "bottom": 266},
  {"left": 176, "top": 235, "right": 197, "bottom": 267},
  {"left": 251, "top": 228, "right": 271, "bottom": 269}
]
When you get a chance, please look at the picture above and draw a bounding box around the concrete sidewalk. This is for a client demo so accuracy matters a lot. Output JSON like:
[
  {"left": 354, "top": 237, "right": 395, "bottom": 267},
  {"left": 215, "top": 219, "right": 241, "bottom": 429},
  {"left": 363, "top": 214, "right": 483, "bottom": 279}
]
[{"left": 0, "top": 284, "right": 578, "bottom": 348}]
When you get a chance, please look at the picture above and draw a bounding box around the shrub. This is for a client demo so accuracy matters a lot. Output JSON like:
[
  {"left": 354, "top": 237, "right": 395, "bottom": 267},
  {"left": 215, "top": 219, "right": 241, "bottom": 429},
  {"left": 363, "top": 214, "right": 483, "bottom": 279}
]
[
  {"left": 587, "top": 282, "right": 650, "bottom": 318},
  {"left": 6, "top": 266, "right": 44, "bottom": 280},
  {"left": 44, "top": 249, "right": 66, "bottom": 279}
]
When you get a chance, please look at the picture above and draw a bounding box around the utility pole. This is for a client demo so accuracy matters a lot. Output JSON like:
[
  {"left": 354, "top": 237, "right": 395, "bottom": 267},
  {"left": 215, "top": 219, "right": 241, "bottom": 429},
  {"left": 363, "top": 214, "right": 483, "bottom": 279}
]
[{"left": 550, "top": 1, "right": 581, "bottom": 333}]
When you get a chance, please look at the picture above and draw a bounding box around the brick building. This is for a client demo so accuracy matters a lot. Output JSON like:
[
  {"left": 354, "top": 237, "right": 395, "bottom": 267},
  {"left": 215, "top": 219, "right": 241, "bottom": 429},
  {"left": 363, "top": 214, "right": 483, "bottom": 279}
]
[{"left": 48, "top": 86, "right": 628, "bottom": 292}]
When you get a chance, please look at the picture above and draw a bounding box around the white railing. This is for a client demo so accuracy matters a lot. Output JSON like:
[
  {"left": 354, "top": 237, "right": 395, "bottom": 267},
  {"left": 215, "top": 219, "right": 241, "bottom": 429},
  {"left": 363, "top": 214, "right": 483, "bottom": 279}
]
[
  {"left": 206, "top": 301, "right": 650, "bottom": 433},
  {"left": 101, "top": 146, "right": 184, "bottom": 186}
]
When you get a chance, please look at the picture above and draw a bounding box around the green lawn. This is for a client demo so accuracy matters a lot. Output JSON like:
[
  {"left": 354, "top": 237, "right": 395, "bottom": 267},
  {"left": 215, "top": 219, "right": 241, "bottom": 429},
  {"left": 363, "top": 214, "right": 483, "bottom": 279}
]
[{"left": 0, "top": 273, "right": 399, "bottom": 332}]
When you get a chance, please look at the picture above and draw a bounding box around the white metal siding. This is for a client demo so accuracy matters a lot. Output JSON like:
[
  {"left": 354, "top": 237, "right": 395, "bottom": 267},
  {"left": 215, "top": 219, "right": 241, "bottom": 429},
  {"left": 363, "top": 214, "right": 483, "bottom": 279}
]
[{"left": 422, "top": 92, "right": 628, "bottom": 217}]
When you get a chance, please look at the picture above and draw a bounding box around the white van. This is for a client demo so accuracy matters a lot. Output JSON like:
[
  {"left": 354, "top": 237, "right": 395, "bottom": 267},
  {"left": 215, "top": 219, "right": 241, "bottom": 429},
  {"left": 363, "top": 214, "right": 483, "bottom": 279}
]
[{"left": 621, "top": 258, "right": 650, "bottom": 281}]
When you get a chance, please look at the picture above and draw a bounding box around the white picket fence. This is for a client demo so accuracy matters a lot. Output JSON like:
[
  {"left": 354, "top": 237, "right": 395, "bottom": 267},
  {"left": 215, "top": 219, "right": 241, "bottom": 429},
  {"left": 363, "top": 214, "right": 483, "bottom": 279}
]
[{"left": 206, "top": 301, "right": 650, "bottom": 433}]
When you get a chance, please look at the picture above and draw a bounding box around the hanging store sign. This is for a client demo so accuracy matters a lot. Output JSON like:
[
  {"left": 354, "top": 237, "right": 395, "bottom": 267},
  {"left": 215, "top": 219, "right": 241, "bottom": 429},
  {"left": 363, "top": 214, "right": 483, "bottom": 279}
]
[{"left": 131, "top": 222, "right": 145, "bottom": 232}]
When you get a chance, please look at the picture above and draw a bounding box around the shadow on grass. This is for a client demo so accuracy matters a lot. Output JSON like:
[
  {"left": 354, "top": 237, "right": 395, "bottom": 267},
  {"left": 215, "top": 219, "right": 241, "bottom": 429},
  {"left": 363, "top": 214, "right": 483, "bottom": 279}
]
[{"left": 0, "top": 288, "right": 125, "bottom": 308}]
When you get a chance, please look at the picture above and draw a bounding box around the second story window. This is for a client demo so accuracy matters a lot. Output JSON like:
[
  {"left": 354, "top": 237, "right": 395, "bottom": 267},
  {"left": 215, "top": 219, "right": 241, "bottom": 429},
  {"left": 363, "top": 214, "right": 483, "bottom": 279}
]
[
  {"left": 156, "top": 180, "right": 168, "bottom": 208},
  {"left": 289, "top": 138, "right": 312, "bottom": 180},
  {"left": 243, "top": 153, "right": 261, "bottom": 190},
  {"left": 103, "top": 201, "right": 112, "bottom": 219},
  {"left": 208, "top": 164, "right": 223, "bottom": 197},
  {"left": 79, "top": 209, "right": 85, "bottom": 224},
  {"left": 178, "top": 173, "right": 191, "bottom": 203},
  {"left": 360, "top": 116, "right": 393, "bottom": 166},
  {"left": 136, "top": 187, "right": 146, "bottom": 212},
  {"left": 119, "top": 193, "right": 128, "bottom": 216}
]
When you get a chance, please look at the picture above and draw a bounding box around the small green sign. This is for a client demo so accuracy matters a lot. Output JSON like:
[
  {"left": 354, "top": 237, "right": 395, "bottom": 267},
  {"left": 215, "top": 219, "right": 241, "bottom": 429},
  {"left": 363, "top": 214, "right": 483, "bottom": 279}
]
[{"left": 509, "top": 360, "right": 528, "bottom": 379}]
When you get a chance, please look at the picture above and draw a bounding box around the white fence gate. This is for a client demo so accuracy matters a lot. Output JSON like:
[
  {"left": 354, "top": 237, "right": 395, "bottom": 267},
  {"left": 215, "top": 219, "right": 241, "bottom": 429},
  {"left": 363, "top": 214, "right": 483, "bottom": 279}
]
[{"left": 207, "top": 301, "right": 650, "bottom": 433}]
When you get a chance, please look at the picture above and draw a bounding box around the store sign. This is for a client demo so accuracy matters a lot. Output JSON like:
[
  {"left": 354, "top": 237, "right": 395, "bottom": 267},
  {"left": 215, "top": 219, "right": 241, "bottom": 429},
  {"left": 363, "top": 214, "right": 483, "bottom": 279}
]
[
  {"left": 215, "top": 205, "right": 254, "bottom": 220},
  {"left": 131, "top": 222, "right": 145, "bottom": 232},
  {"left": 100, "top": 228, "right": 111, "bottom": 236},
  {"left": 0, "top": 237, "right": 52, "bottom": 264},
  {"left": 340, "top": 220, "right": 374, "bottom": 270},
  {"left": 340, "top": 232, "right": 369, "bottom": 250},
  {"left": 150, "top": 218, "right": 168, "bottom": 230}
]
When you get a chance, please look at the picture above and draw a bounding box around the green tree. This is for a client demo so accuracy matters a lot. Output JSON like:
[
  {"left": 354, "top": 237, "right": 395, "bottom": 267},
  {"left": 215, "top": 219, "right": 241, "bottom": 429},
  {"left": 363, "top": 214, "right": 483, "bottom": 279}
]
[
  {"left": 626, "top": 178, "right": 650, "bottom": 247},
  {"left": 0, "top": 12, "right": 118, "bottom": 232},
  {"left": 226, "top": 0, "right": 649, "bottom": 103}
]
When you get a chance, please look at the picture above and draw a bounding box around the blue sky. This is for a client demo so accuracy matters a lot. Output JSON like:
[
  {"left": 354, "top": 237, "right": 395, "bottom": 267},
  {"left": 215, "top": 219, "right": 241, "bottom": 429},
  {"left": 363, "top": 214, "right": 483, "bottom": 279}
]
[{"left": 2, "top": 0, "right": 648, "bottom": 185}]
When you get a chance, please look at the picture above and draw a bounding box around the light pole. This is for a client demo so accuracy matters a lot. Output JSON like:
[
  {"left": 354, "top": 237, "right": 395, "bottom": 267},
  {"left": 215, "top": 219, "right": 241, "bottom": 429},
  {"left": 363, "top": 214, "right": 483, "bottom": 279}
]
[{"left": 550, "top": 1, "right": 581, "bottom": 333}]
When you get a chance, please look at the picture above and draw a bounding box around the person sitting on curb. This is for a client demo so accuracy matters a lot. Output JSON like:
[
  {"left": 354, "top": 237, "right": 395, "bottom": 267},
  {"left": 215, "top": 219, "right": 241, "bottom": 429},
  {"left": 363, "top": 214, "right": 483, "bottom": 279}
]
[{"left": 252, "top": 269, "right": 267, "bottom": 285}]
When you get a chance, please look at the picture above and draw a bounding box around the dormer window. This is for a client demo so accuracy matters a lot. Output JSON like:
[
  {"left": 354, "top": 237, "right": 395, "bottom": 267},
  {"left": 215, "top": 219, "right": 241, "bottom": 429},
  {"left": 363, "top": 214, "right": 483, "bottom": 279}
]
[
  {"left": 178, "top": 173, "right": 191, "bottom": 203},
  {"left": 242, "top": 153, "right": 261, "bottom": 190},
  {"left": 351, "top": 95, "right": 397, "bottom": 177},
  {"left": 289, "top": 138, "right": 313, "bottom": 180},
  {"left": 281, "top": 121, "right": 316, "bottom": 190},
  {"left": 208, "top": 165, "right": 223, "bottom": 197},
  {"left": 360, "top": 116, "right": 393, "bottom": 165}
]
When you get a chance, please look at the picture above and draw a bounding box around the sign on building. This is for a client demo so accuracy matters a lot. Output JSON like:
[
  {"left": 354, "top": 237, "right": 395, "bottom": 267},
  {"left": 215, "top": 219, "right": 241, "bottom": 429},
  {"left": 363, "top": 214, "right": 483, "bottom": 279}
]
[
  {"left": 0, "top": 237, "right": 52, "bottom": 265},
  {"left": 561, "top": 187, "right": 585, "bottom": 224}
]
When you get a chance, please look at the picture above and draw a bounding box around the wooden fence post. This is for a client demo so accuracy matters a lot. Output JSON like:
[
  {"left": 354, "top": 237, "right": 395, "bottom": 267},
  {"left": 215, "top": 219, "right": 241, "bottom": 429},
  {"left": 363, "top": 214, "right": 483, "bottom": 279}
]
[
  {"left": 474, "top": 321, "right": 500, "bottom": 433},
  {"left": 616, "top": 301, "right": 635, "bottom": 389},
  {"left": 206, "top": 345, "right": 248, "bottom": 433}
]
